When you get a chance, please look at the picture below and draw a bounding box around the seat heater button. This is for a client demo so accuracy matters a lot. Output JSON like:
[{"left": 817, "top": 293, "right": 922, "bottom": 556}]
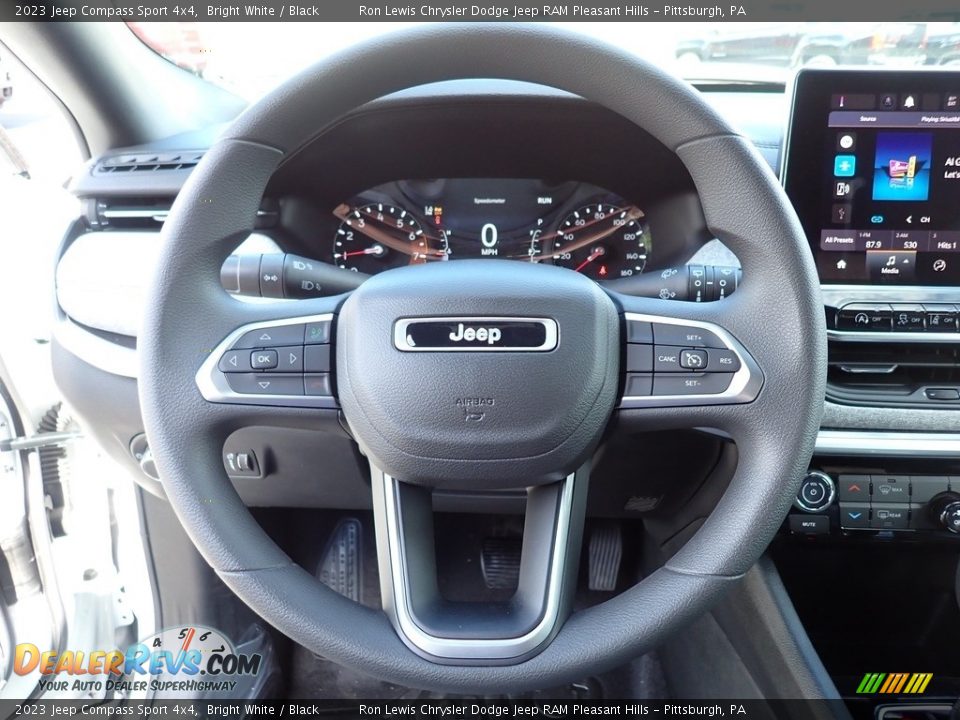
[
  {"left": 226, "top": 373, "right": 304, "bottom": 396},
  {"left": 250, "top": 350, "right": 279, "bottom": 370},
  {"left": 679, "top": 349, "right": 708, "bottom": 370},
  {"left": 652, "top": 322, "right": 725, "bottom": 349},
  {"left": 304, "top": 373, "right": 333, "bottom": 396},
  {"left": 218, "top": 350, "right": 250, "bottom": 373},
  {"left": 305, "top": 321, "right": 332, "bottom": 345},
  {"left": 233, "top": 323, "right": 305, "bottom": 349},
  {"left": 705, "top": 349, "right": 741, "bottom": 372},
  {"left": 652, "top": 372, "right": 733, "bottom": 396}
]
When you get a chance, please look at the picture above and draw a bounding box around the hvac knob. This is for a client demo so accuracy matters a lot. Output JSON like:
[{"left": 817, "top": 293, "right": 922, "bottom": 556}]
[
  {"left": 929, "top": 492, "right": 960, "bottom": 533},
  {"left": 793, "top": 471, "right": 836, "bottom": 513}
]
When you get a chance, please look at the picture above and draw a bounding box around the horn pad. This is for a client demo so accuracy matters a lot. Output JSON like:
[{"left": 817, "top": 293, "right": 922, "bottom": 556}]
[{"left": 336, "top": 260, "right": 620, "bottom": 490}]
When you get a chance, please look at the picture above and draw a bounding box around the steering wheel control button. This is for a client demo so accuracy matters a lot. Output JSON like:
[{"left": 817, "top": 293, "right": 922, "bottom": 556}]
[
  {"left": 624, "top": 373, "right": 653, "bottom": 397},
  {"left": 250, "top": 349, "right": 279, "bottom": 370},
  {"left": 870, "top": 504, "right": 909, "bottom": 530},
  {"left": 218, "top": 350, "right": 251, "bottom": 373},
  {"left": 871, "top": 476, "right": 909, "bottom": 503},
  {"left": 789, "top": 515, "right": 829, "bottom": 535},
  {"left": 233, "top": 323, "right": 305, "bottom": 349},
  {"left": 652, "top": 322, "right": 725, "bottom": 349},
  {"left": 653, "top": 345, "right": 683, "bottom": 372},
  {"left": 793, "top": 471, "right": 836, "bottom": 513},
  {"left": 270, "top": 346, "right": 303, "bottom": 372},
  {"left": 304, "top": 374, "right": 334, "bottom": 396},
  {"left": 910, "top": 476, "right": 950, "bottom": 503},
  {"left": 225, "top": 373, "right": 304, "bottom": 396},
  {"left": 625, "top": 319, "right": 653, "bottom": 344},
  {"left": 704, "top": 349, "right": 740, "bottom": 372},
  {"left": 625, "top": 345, "right": 652, "bottom": 372},
  {"left": 838, "top": 474, "right": 870, "bottom": 502},
  {"left": 839, "top": 503, "right": 870, "bottom": 529},
  {"left": 679, "top": 349, "right": 708, "bottom": 370},
  {"left": 836, "top": 303, "right": 893, "bottom": 331},
  {"left": 305, "top": 320, "right": 332, "bottom": 345},
  {"left": 304, "top": 345, "right": 331, "bottom": 372},
  {"left": 652, "top": 372, "right": 733, "bottom": 396}
]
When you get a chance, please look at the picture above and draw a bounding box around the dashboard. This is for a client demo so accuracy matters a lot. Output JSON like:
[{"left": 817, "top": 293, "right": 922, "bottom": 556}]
[{"left": 329, "top": 178, "right": 651, "bottom": 281}]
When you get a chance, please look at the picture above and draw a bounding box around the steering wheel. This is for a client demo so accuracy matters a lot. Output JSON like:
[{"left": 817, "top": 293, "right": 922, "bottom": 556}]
[{"left": 139, "top": 24, "right": 825, "bottom": 692}]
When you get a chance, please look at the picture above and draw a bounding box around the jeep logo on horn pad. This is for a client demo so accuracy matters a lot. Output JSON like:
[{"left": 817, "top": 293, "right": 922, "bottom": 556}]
[{"left": 393, "top": 317, "right": 558, "bottom": 352}]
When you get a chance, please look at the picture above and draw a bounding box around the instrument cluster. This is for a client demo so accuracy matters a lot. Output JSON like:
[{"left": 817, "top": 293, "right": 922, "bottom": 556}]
[{"left": 329, "top": 178, "right": 652, "bottom": 281}]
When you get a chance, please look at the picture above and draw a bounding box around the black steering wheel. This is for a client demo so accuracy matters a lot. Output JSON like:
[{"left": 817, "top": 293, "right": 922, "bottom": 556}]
[{"left": 139, "top": 24, "right": 825, "bottom": 692}]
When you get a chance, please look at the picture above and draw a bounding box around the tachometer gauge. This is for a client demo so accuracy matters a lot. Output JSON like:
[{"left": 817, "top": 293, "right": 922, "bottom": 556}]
[
  {"left": 549, "top": 204, "right": 650, "bottom": 280},
  {"left": 333, "top": 203, "right": 436, "bottom": 273}
]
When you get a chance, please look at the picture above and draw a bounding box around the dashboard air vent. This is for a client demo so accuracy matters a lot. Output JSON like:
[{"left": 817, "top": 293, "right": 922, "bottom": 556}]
[
  {"left": 94, "top": 150, "right": 205, "bottom": 174},
  {"left": 827, "top": 340, "right": 960, "bottom": 408}
]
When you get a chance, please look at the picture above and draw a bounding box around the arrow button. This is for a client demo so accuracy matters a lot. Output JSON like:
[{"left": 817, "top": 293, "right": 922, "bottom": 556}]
[{"left": 225, "top": 374, "right": 304, "bottom": 396}]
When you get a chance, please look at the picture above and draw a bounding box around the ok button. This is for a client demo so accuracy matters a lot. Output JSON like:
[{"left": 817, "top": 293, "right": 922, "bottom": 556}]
[{"left": 251, "top": 350, "right": 279, "bottom": 370}]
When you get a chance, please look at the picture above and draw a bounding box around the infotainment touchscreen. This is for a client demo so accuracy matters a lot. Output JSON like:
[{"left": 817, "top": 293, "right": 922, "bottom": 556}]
[{"left": 783, "top": 69, "right": 960, "bottom": 286}]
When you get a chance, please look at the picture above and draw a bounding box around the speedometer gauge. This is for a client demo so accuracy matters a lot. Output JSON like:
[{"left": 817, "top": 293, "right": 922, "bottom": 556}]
[
  {"left": 333, "top": 203, "right": 428, "bottom": 273},
  {"left": 549, "top": 204, "right": 650, "bottom": 280}
]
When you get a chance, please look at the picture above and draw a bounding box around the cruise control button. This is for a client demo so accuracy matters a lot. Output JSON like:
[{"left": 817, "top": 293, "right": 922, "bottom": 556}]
[
  {"left": 218, "top": 350, "right": 250, "bottom": 373},
  {"left": 304, "top": 373, "right": 333, "bottom": 396},
  {"left": 679, "top": 349, "right": 708, "bottom": 370},
  {"left": 652, "top": 372, "right": 733, "bottom": 396},
  {"left": 225, "top": 374, "right": 304, "bottom": 396},
  {"left": 705, "top": 349, "right": 741, "bottom": 373},
  {"left": 304, "top": 321, "right": 332, "bottom": 345},
  {"left": 838, "top": 475, "right": 870, "bottom": 502},
  {"left": 272, "top": 345, "right": 303, "bottom": 372},
  {"left": 653, "top": 345, "right": 684, "bottom": 372},
  {"left": 625, "top": 344, "right": 653, "bottom": 372},
  {"left": 652, "top": 323, "right": 725, "bottom": 348},
  {"left": 870, "top": 503, "right": 909, "bottom": 530},
  {"left": 836, "top": 304, "right": 892, "bottom": 331},
  {"left": 233, "top": 323, "right": 305, "bottom": 349},
  {"left": 625, "top": 320, "right": 653, "bottom": 344},
  {"left": 624, "top": 373, "right": 653, "bottom": 397},
  {"left": 304, "top": 344, "right": 331, "bottom": 373},
  {"left": 250, "top": 350, "right": 279, "bottom": 370},
  {"left": 839, "top": 503, "right": 870, "bottom": 528}
]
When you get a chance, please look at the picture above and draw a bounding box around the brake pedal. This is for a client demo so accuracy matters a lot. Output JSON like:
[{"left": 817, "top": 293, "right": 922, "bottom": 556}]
[
  {"left": 318, "top": 518, "right": 363, "bottom": 602},
  {"left": 588, "top": 524, "right": 622, "bottom": 591}
]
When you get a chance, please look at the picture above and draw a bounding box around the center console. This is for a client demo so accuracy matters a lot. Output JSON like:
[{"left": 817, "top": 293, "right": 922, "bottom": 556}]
[{"left": 779, "top": 69, "right": 960, "bottom": 707}]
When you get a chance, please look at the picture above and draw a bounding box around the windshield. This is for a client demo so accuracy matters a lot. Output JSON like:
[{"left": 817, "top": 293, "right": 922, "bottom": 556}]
[{"left": 127, "top": 21, "right": 960, "bottom": 99}]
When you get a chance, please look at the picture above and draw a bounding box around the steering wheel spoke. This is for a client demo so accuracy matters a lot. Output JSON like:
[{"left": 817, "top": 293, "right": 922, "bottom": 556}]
[{"left": 371, "top": 462, "right": 589, "bottom": 663}]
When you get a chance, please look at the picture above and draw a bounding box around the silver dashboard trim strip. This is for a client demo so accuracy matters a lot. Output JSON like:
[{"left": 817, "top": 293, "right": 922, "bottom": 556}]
[{"left": 815, "top": 429, "right": 960, "bottom": 457}]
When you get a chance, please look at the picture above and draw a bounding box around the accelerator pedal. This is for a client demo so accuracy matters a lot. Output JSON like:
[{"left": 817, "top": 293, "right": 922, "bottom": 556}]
[
  {"left": 318, "top": 518, "right": 363, "bottom": 602},
  {"left": 588, "top": 523, "right": 623, "bottom": 591}
]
